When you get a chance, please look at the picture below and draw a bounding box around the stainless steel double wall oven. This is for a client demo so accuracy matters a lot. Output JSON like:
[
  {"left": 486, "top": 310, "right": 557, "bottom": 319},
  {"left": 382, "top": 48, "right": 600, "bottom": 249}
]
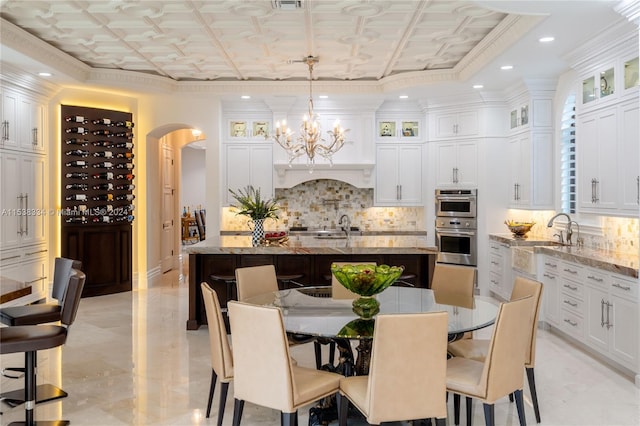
[{"left": 435, "top": 189, "right": 477, "bottom": 266}]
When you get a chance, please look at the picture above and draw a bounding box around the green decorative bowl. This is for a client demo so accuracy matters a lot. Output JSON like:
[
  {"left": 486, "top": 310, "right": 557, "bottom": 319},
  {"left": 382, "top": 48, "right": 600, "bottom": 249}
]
[{"left": 330, "top": 263, "right": 404, "bottom": 297}]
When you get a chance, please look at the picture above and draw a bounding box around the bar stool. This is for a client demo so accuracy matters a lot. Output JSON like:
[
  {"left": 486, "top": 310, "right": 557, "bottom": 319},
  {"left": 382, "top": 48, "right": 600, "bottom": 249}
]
[
  {"left": 276, "top": 273, "right": 304, "bottom": 289},
  {"left": 395, "top": 273, "right": 417, "bottom": 287},
  {"left": 209, "top": 274, "right": 236, "bottom": 310}
]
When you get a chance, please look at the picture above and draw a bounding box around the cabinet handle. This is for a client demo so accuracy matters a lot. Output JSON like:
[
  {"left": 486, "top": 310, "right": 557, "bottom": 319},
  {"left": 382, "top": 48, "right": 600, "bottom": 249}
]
[
  {"left": 601, "top": 299, "right": 606, "bottom": 327},
  {"left": 606, "top": 301, "right": 613, "bottom": 329},
  {"left": 16, "top": 194, "right": 24, "bottom": 236},
  {"left": 545, "top": 262, "right": 557, "bottom": 268},
  {"left": 24, "top": 193, "right": 28, "bottom": 236},
  {"left": 636, "top": 176, "right": 639, "bottom": 205},
  {"left": 490, "top": 260, "right": 499, "bottom": 265},
  {"left": 32, "top": 127, "right": 38, "bottom": 146},
  {"left": 612, "top": 282, "right": 631, "bottom": 291},
  {"left": 594, "top": 179, "right": 600, "bottom": 203},
  {"left": 587, "top": 275, "right": 603, "bottom": 283},
  {"left": 25, "top": 276, "right": 47, "bottom": 285},
  {"left": 591, "top": 178, "right": 596, "bottom": 203},
  {"left": 543, "top": 273, "right": 556, "bottom": 279},
  {"left": 2, "top": 120, "right": 9, "bottom": 141},
  {"left": 563, "top": 283, "right": 578, "bottom": 291},
  {"left": 0, "top": 255, "right": 21, "bottom": 261},
  {"left": 563, "top": 299, "right": 578, "bottom": 308},
  {"left": 455, "top": 167, "right": 459, "bottom": 183},
  {"left": 563, "top": 268, "right": 578, "bottom": 275},
  {"left": 25, "top": 249, "right": 47, "bottom": 256},
  {"left": 399, "top": 185, "right": 402, "bottom": 200},
  {"left": 563, "top": 318, "right": 578, "bottom": 327},
  {"left": 396, "top": 185, "right": 400, "bottom": 200}
]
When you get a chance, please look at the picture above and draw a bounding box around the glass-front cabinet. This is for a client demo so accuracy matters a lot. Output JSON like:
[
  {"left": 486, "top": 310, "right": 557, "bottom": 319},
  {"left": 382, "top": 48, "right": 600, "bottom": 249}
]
[
  {"left": 582, "top": 66, "right": 615, "bottom": 105},
  {"left": 623, "top": 56, "right": 639, "bottom": 91}
]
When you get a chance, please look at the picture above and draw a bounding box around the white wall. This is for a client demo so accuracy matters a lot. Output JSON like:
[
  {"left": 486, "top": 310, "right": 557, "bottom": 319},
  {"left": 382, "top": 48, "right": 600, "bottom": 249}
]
[{"left": 181, "top": 145, "right": 206, "bottom": 212}]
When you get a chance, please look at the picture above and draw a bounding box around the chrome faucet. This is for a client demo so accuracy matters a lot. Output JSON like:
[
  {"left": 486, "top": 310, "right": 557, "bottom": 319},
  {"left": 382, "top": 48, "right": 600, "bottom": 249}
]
[
  {"left": 338, "top": 214, "right": 351, "bottom": 238},
  {"left": 547, "top": 213, "right": 574, "bottom": 245}
]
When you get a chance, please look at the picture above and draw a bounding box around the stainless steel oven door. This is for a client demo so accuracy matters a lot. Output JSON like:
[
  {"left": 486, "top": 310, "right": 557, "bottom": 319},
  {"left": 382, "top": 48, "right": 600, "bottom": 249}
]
[
  {"left": 435, "top": 196, "right": 477, "bottom": 218},
  {"left": 435, "top": 229, "right": 477, "bottom": 266}
]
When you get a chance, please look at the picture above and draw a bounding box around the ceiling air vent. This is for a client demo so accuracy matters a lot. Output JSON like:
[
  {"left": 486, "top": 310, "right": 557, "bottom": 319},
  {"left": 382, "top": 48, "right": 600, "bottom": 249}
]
[{"left": 272, "top": 0, "right": 303, "bottom": 10}]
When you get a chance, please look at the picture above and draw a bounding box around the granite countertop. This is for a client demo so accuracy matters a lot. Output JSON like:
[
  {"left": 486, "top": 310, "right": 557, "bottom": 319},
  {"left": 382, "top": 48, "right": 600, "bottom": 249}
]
[
  {"left": 489, "top": 233, "right": 562, "bottom": 246},
  {"left": 535, "top": 246, "right": 639, "bottom": 279},
  {"left": 185, "top": 234, "right": 437, "bottom": 255}
]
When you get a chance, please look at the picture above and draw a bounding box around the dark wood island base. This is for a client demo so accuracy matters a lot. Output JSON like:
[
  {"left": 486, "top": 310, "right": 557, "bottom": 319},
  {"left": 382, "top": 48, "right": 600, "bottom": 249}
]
[{"left": 187, "top": 244, "right": 437, "bottom": 330}]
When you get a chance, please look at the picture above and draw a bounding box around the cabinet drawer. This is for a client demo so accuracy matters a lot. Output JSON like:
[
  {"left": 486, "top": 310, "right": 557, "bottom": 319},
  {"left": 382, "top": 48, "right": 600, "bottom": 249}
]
[
  {"left": 489, "top": 271, "right": 501, "bottom": 292},
  {"left": 610, "top": 275, "right": 638, "bottom": 301},
  {"left": 560, "top": 279, "right": 584, "bottom": 299},
  {"left": 560, "top": 293, "right": 584, "bottom": 315},
  {"left": 560, "top": 310, "right": 584, "bottom": 339},
  {"left": 560, "top": 261, "right": 585, "bottom": 281},
  {"left": 489, "top": 254, "right": 503, "bottom": 273},
  {"left": 584, "top": 268, "right": 607, "bottom": 287},
  {"left": 542, "top": 256, "right": 560, "bottom": 271}
]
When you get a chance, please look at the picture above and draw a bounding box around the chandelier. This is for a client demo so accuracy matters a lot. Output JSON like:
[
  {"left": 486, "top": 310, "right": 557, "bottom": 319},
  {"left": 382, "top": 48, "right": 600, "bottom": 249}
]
[{"left": 272, "top": 55, "right": 349, "bottom": 169}]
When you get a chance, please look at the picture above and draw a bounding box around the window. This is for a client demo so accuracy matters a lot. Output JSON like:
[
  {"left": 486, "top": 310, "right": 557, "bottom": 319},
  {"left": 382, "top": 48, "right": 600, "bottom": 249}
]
[{"left": 560, "top": 95, "right": 576, "bottom": 213}]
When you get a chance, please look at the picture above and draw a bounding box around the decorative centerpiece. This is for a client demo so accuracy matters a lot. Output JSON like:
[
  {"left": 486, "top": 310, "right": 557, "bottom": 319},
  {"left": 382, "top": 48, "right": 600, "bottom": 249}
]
[
  {"left": 229, "top": 185, "right": 281, "bottom": 247},
  {"left": 331, "top": 263, "right": 404, "bottom": 319},
  {"left": 505, "top": 220, "right": 535, "bottom": 239}
]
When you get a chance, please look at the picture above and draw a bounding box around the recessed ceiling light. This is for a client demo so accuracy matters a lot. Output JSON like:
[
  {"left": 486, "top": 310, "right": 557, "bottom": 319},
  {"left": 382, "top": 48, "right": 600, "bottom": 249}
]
[
  {"left": 319, "top": 95, "right": 328, "bottom": 99},
  {"left": 399, "top": 95, "right": 409, "bottom": 99},
  {"left": 241, "top": 95, "right": 251, "bottom": 99},
  {"left": 472, "top": 84, "right": 483, "bottom": 89},
  {"left": 501, "top": 65, "right": 514, "bottom": 70},
  {"left": 38, "top": 72, "right": 52, "bottom": 77},
  {"left": 539, "top": 36, "right": 555, "bottom": 43}
]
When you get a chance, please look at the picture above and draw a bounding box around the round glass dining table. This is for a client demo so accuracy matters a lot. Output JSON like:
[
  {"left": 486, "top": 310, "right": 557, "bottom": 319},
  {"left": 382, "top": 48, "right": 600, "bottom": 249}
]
[{"left": 245, "top": 286, "right": 499, "bottom": 376}]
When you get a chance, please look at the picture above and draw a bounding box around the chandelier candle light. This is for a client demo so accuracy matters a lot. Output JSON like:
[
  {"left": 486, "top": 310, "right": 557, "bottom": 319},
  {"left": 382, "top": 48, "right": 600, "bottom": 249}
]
[{"left": 272, "top": 55, "right": 349, "bottom": 170}]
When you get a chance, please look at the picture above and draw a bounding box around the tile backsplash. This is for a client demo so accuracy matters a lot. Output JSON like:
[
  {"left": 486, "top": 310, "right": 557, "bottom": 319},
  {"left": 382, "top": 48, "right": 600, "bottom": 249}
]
[{"left": 222, "top": 179, "right": 425, "bottom": 232}]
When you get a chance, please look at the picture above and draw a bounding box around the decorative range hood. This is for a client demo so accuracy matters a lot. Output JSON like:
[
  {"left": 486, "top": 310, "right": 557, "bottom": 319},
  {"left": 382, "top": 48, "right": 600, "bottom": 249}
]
[{"left": 273, "top": 163, "right": 375, "bottom": 189}]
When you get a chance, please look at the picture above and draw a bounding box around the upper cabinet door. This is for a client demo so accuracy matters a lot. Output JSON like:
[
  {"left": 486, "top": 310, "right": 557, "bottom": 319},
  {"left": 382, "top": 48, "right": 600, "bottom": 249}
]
[
  {"left": 1, "top": 89, "right": 19, "bottom": 149},
  {"left": 619, "top": 99, "right": 639, "bottom": 213},
  {"left": 430, "top": 110, "right": 479, "bottom": 140}
]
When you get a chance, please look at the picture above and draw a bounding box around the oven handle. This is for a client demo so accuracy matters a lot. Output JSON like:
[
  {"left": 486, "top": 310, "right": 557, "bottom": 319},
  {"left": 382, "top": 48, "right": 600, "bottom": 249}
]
[
  {"left": 436, "top": 196, "right": 474, "bottom": 202},
  {"left": 436, "top": 230, "right": 476, "bottom": 236}
]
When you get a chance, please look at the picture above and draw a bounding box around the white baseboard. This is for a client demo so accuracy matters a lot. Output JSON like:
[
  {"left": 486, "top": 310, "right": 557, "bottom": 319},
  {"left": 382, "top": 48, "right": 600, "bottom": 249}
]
[{"left": 146, "top": 266, "right": 162, "bottom": 287}]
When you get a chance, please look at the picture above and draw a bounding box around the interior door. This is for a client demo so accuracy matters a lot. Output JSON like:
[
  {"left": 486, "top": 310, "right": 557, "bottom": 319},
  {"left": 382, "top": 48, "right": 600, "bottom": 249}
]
[{"left": 161, "top": 143, "right": 175, "bottom": 273}]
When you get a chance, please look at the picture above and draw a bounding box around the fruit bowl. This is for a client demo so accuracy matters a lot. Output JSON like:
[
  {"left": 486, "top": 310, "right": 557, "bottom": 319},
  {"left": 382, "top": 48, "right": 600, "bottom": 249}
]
[
  {"left": 330, "top": 264, "right": 404, "bottom": 297},
  {"left": 262, "top": 231, "right": 288, "bottom": 245},
  {"left": 504, "top": 220, "right": 535, "bottom": 239}
]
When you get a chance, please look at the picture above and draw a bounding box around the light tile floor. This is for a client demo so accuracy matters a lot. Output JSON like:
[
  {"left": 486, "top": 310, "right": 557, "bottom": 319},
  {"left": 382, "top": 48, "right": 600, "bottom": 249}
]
[{"left": 1, "top": 261, "right": 639, "bottom": 425}]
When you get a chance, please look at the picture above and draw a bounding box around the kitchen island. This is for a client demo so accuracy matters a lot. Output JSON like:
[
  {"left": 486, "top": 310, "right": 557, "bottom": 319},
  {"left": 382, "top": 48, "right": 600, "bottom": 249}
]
[{"left": 185, "top": 234, "right": 438, "bottom": 330}]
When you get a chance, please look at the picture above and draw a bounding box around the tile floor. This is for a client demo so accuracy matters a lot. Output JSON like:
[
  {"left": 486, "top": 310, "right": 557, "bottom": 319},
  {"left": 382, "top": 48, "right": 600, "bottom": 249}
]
[{"left": 1, "top": 259, "right": 639, "bottom": 426}]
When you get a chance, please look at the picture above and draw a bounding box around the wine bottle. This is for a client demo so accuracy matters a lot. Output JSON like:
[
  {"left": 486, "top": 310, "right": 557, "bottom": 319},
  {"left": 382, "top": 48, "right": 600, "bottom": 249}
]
[
  {"left": 115, "top": 142, "right": 133, "bottom": 149},
  {"left": 117, "top": 204, "right": 135, "bottom": 212},
  {"left": 115, "top": 121, "right": 134, "bottom": 129},
  {"left": 93, "top": 141, "right": 115, "bottom": 148},
  {"left": 92, "top": 129, "right": 113, "bottom": 137},
  {"left": 65, "top": 127, "right": 88, "bottom": 135},
  {"left": 66, "top": 216, "right": 87, "bottom": 224},
  {"left": 92, "top": 216, "right": 112, "bottom": 223},
  {"left": 116, "top": 163, "right": 134, "bottom": 170},
  {"left": 65, "top": 138, "right": 89, "bottom": 146},
  {"left": 65, "top": 149, "right": 89, "bottom": 157},
  {"left": 116, "top": 152, "right": 134, "bottom": 159},
  {"left": 66, "top": 194, "right": 88, "bottom": 201},
  {"left": 115, "top": 194, "right": 135, "bottom": 201},
  {"left": 94, "top": 205, "right": 114, "bottom": 214},
  {"left": 92, "top": 172, "right": 114, "bottom": 180},
  {"left": 93, "top": 193, "right": 114, "bottom": 201},
  {"left": 92, "top": 183, "right": 114, "bottom": 191},
  {"left": 65, "top": 183, "right": 88, "bottom": 190},
  {"left": 94, "top": 151, "right": 113, "bottom": 158},
  {"left": 65, "top": 160, "right": 88, "bottom": 168},
  {"left": 93, "top": 161, "right": 114, "bottom": 169},
  {"left": 92, "top": 118, "right": 112, "bottom": 126},
  {"left": 65, "top": 172, "right": 89, "bottom": 180},
  {"left": 114, "top": 132, "right": 133, "bottom": 139},
  {"left": 116, "top": 173, "right": 135, "bottom": 181},
  {"left": 65, "top": 116, "right": 87, "bottom": 124},
  {"left": 115, "top": 184, "right": 135, "bottom": 191}
]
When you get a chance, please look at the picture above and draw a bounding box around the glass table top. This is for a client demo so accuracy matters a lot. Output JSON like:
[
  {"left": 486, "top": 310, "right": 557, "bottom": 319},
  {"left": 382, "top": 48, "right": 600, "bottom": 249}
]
[{"left": 245, "top": 286, "right": 499, "bottom": 340}]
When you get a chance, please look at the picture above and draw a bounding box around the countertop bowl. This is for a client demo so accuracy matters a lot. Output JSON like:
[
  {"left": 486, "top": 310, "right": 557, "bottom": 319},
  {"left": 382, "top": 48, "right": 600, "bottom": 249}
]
[
  {"left": 330, "top": 263, "right": 404, "bottom": 297},
  {"left": 505, "top": 221, "right": 535, "bottom": 239}
]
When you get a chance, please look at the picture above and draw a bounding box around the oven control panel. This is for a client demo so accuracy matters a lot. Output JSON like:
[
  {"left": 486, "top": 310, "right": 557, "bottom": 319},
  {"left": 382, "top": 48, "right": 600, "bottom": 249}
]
[{"left": 435, "top": 218, "right": 477, "bottom": 229}]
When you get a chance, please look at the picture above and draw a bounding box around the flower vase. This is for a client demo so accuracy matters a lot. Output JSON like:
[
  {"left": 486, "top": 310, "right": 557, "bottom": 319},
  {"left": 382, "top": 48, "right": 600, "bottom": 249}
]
[{"left": 249, "top": 219, "right": 265, "bottom": 247}]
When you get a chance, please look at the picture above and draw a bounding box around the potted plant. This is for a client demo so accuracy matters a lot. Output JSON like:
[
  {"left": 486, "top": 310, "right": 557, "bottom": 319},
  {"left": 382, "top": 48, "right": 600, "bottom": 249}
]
[{"left": 229, "top": 185, "right": 281, "bottom": 246}]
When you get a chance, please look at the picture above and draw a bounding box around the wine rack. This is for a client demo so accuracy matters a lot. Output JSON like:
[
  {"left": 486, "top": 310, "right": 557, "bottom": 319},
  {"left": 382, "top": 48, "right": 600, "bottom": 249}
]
[{"left": 60, "top": 105, "right": 133, "bottom": 297}]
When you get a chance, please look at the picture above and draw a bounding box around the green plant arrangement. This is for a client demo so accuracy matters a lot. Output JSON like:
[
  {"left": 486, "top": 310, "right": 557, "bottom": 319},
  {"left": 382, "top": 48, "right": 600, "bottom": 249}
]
[{"left": 228, "top": 185, "right": 281, "bottom": 220}]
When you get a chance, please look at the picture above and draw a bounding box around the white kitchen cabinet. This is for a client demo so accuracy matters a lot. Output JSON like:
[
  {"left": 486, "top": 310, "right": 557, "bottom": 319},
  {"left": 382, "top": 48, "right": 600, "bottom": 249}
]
[
  {"left": 1, "top": 87, "right": 19, "bottom": 149},
  {"left": 487, "top": 240, "right": 511, "bottom": 300},
  {"left": 0, "top": 151, "right": 47, "bottom": 249},
  {"left": 619, "top": 98, "right": 639, "bottom": 213},
  {"left": 430, "top": 110, "right": 479, "bottom": 140},
  {"left": 580, "top": 63, "right": 617, "bottom": 107},
  {"left": 224, "top": 144, "right": 273, "bottom": 205},
  {"left": 376, "top": 118, "right": 423, "bottom": 141},
  {"left": 434, "top": 140, "right": 477, "bottom": 188},
  {"left": 507, "top": 131, "right": 553, "bottom": 209},
  {"left": 1, "top": 87, "right": 46, "bottom": 153},
  {"left": 375, "top": 144, "right": 422, "bottom": 206},
  {"left": 577, "top": 107, "right": 618, "bottom": 212},
  {"left": 557, "top": 260, "right": 586, "bottom": 340},
  {"left": 540, "top": 256, "right": 560, "bottom": 326}
]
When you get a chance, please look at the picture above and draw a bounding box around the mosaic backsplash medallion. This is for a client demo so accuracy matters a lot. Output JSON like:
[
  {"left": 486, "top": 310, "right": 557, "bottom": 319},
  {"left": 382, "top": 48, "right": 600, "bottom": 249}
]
[{"left": 222, "top": 179, "right": 425, "bottom": 232}]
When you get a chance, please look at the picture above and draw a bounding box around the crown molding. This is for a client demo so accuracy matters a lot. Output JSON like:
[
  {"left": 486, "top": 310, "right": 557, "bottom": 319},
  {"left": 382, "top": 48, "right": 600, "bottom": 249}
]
[
  {"left": 0, "top": 62, "right": 60, "bottom": 98},
  {"left": 615, "top": 0, "right": 640, "bottom": 25}
]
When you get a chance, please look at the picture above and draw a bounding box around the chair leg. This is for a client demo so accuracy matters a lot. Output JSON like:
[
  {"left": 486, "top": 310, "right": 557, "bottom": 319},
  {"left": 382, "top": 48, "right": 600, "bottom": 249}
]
[
  {"left": 25, "top": 351, "right": 36, "bottom": 425},
  {"left": 314, "top": 341, "right": 323, "bottom": 369},
  {"left": 337, "top": 393, "right": 349, "bottom": 426},
  {"left": 514, "top": 389, "right": 527, "bottom": 426},
  {"left": 466, "top": 396, "right": 473, "bottom": 426},
  {"left": 217, "top": 381, "right": 230, "bottom": 426},
  {"left": 329, "top": 341, "right": 336, "bottom": 365},
  {"left": 482, "top": 403, "right": 495, "bottom": 426},
  {"left": 281, "top": 411, "right": 297, "bottom": 426},
  {"left": 232, "top": 398, "right": 244, "bottom": 426},
  {"left": 453, "top": 393, "right": 461, "bottom": 425},
  {"left": 206, "top": 369, "right": 217, "bottom": 418},
  {"left": 509, "top": 393, "right": 514, "bottom": 402},
  {"left": 526, "top": 367, "right": 541, "bottom": 423}
]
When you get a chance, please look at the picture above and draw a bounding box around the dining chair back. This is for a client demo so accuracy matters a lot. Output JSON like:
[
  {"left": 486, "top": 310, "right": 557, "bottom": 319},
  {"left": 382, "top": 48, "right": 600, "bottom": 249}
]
[
  {"left": 201, "top": 283, "right": 233, "bottom": 424},
  {"left": 234, "top": 264, "right": 278, "bottom": 301},
  {"left": 338, "top": 311, "right": 448, "bottom": 425},
  {"left": 227, "top": 301, "right": 341, "bottom": 425},
  {"left": 195, "top": 210, "right": 206, "bottom": 241},
  {"left": 430, "top": 263, "right": 475, "bottom": 309},
  {"left": 446, "top": 296, "right": 534, "bottom": 426},
  {"left": 331, "top": 262, "right": 377, "bottom": 299}
]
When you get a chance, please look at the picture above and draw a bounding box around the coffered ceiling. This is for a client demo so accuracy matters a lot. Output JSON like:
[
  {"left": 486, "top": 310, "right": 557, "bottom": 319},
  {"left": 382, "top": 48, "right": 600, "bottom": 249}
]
[{"left": 0, "top": 0, "right": 632, "bottom": 97}]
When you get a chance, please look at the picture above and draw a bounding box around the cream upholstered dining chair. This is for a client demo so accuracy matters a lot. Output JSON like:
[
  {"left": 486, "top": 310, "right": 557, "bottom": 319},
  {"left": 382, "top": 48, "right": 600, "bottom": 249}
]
[
  {"left": 430, "top": 263, "right": 475, "bottom": 308},
  {"left": 337, "top": 311, "right": 448, "bottom": 426},
  {"left": 227, "top": 301, "right": 342, "bottom": 426},
  {"left": 448, "top": 276, "right": 544, "bottom": 423},
  {"left": 446, "top": 296, "right": 535, "bottom": 426},
  {"left": 331, "top": 262, "right": 377, "bottom": 299},
  {"left": 200, "top": 283, "right": 233, "bottom": 425}
]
